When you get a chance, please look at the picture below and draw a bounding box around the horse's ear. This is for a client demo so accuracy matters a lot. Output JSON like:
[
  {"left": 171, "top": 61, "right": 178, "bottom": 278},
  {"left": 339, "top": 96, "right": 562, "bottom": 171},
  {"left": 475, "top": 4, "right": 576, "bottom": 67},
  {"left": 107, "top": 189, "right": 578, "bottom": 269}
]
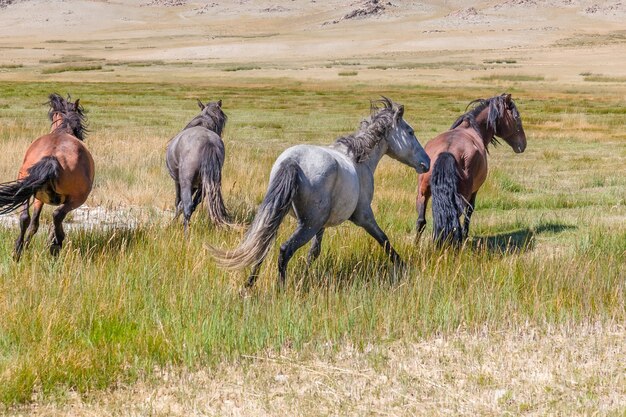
[
  {"left": 217, "top": 99, "right": 222, "bottom": 107},
  {"left": 197, "top": 99, "right": 205, "bottom": 110},
  {"left": 394, "top": 104, "right": 404, "bottom": 122},
  {"left": 74, "top": 99, "right": 80, "bottom": 108},
  {"left": 504, "top": 93, "right": 512, "bottom": 103}
]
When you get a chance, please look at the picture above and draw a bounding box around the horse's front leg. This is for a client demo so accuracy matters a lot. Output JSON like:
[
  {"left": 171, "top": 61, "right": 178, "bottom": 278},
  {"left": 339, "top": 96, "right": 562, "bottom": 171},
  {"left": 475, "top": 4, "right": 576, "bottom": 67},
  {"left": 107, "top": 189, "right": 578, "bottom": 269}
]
[
  {"left": 49, "top": 203, "right": 71, "bottom": 256},
  {"left": 352, "top": 207, "right": 403, "bottom": 266},
  {"left": 462, "top": 192, "right": 477, "bottom": 240}
]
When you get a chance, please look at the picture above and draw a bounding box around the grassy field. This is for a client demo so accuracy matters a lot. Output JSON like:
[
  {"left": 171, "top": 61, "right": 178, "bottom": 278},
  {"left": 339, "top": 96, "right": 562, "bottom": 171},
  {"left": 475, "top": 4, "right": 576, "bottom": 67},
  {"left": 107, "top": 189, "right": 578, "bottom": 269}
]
[{"left": 0, "top": 80, "right": 624, "bottom": 413}]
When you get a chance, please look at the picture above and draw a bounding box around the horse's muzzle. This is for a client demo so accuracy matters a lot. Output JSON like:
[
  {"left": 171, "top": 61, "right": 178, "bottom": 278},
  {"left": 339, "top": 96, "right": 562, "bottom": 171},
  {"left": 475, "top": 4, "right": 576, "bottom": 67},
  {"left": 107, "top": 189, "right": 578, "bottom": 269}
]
[{"left": 416, "top": 161, "right": 430, "bottom": 173}]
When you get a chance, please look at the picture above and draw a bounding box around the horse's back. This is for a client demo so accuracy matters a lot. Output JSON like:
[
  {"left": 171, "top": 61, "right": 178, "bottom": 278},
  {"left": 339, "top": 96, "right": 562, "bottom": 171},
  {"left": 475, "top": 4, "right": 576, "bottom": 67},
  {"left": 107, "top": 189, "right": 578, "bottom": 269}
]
[
  {"left": 420, "top": 128, "right": 488, "bottom": 196},
  {"left": 272, "top": 144, "right": 360, "bottom": 227},
  {"left": 166, "top": 127, "right": 222, "bottom": 180},
  {"left": 20, "top": 132, "right": 94, "bottom": 206}
]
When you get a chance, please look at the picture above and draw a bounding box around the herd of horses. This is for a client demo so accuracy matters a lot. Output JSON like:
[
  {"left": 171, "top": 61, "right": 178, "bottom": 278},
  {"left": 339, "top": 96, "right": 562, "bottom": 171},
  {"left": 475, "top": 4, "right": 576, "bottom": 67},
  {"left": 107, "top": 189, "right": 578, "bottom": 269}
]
[{"left": 0, "top": 92, "right": 526, "bottom": 288}]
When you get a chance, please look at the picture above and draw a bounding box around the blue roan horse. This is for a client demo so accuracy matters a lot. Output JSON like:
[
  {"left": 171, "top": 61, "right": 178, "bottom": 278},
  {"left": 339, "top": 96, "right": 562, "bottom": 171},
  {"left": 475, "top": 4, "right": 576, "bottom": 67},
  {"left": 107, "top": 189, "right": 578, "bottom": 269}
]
[
  {"left": 211, "top": 97, "right": 430, "bottom": 288},
  {"left": 166, "top": 99, "right": 232, "bottom": 233}
]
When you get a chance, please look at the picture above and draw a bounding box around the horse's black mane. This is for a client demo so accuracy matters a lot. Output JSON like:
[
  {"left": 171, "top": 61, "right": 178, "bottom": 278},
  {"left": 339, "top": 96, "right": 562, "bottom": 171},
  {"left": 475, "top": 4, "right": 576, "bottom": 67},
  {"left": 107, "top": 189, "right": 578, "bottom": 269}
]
[
  {"left": 335, "top": 97, "right": 398, "bottom": 163},
  {"left": 450, "top": 94, "right": 519, "bottom": 146},
  {"left": 47, "top": 93, "right": 88, "bottom": 141},
  {"left": 184, "top": 102, "right": 228, "bottom": 136}
]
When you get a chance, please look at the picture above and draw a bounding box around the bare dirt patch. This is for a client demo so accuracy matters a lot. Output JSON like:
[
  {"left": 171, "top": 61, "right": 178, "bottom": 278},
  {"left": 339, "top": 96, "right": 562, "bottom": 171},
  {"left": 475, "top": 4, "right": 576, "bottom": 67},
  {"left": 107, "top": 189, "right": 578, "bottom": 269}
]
[
  {"left": 142, "top": 0, "right": 188, "bottom": 7},
  {"left": 0, "top": 205, "right": 168, "bottom": 231}
]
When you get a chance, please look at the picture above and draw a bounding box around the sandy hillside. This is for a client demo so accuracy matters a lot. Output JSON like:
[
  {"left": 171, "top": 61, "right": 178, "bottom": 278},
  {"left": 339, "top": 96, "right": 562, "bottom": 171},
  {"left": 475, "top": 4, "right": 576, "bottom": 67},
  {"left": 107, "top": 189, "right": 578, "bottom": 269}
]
[{"left": 0, "top": 0, "right": 624, "bottom": 85}]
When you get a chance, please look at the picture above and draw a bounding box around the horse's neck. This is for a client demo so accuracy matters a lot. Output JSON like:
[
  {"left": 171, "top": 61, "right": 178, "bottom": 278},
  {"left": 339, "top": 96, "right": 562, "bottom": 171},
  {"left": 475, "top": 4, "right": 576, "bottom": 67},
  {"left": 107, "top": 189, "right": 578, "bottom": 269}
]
[
  {"left": 358, "top": 140, "right": 387, "bottom": 174},
  {"left": 473, "top": 109, "right": 496, "bottom": 148},
  {"left": 51, "top": 114, "right": 64, "bottom": 132}
]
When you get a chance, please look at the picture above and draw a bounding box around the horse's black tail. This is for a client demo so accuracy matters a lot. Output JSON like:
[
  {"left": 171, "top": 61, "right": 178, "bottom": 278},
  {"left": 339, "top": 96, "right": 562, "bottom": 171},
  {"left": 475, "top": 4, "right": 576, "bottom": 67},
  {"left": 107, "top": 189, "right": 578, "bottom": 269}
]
[
  {"left": 0, "top": 156, "right": 61, "bottom": 214},
  {"left": 200, "top": 140, "right": 232, "bottom": 227},
  {"left": 208, "top": 160, "right": 299, "bottom": 270},
  {"left": 431, "top": 152, "right": 464, "bottom": 247}
]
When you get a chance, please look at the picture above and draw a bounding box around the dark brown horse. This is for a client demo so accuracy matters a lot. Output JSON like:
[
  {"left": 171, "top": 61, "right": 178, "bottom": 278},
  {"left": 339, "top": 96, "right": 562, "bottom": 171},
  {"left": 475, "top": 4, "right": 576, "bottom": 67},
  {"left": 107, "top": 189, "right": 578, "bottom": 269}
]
[
  {"left": 0, "top": 93, "right": 94, "bottom": 260},
  {"left": 416, "top": 93, "right": 526, "bottom": 246}
]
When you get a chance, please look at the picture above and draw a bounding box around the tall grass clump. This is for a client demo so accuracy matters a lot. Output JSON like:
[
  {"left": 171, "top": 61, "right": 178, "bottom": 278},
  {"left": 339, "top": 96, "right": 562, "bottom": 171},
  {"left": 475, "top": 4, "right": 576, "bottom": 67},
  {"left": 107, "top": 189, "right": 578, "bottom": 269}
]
[{"left": 42, "top": 65, "right": 103, "bottom": 74}]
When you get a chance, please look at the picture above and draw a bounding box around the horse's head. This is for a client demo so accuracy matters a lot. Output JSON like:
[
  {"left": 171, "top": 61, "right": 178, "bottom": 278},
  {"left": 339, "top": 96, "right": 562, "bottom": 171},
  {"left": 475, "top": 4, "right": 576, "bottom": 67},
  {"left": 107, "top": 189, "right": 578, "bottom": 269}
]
[
  {"left": 186, "top": 99, "right": 227, "bottom": 136},
  {"left": 380, "top": 97, "right": 430, "bottom": 173},
  {"left": 495, "top": 94, "right": 526, "bottom": 153},
  {"left": 47, "top": 93, "right": 87, "bottom": 140}
]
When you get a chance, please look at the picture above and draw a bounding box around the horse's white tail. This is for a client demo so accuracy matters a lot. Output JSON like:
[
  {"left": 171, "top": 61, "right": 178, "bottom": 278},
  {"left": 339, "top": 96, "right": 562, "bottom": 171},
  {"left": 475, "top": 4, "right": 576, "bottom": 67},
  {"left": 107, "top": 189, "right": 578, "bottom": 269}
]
[
  {"left": 200, "top": 141, "right": 232, "bottom": 226},
  {"left": 209, "top": 160, "right": 299, "bottom": 269}
]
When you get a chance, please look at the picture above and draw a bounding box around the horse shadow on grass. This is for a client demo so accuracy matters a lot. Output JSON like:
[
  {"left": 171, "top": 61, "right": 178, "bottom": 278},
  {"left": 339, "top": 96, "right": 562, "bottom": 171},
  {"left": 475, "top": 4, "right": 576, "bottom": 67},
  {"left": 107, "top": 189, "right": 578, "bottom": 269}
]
[
  {"left": 180, "top": 198, "right": 256, "bottom": 228},
  {"left": 288, "top": 253, "right": 405, "bottom": 293},
  {"left": 69, "top": 226, "right": 149, "bottom": 259},
  {"left": 469, "top": 222, "right": 576, "bottom": 254}
]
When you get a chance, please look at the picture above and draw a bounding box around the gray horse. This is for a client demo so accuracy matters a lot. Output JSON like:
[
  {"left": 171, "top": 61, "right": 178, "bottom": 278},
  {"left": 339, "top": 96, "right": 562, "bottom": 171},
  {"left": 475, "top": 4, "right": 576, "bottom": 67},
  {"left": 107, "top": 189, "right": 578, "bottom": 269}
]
[
  {"left": 165, "top": 99, "right": 231, "bottom": 232},
  {"left": 210, "top": 97, "right": 430, "bottom": 288}
]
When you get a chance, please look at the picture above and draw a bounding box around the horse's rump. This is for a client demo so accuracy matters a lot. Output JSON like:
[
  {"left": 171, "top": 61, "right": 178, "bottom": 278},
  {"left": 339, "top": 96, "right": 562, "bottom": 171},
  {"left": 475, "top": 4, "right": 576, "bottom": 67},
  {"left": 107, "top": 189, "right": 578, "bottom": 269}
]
[
  {"left": 210, "top": 159, "right": 300, "bottom": 269},
  {"left": 0, "top": 156, "right": 62, "bottom": 214}
]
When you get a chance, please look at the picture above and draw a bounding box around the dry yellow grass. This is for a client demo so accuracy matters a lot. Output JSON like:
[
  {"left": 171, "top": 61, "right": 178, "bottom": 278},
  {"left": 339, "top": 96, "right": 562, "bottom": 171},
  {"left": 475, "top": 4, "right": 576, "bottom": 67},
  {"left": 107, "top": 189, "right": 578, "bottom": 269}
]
[{"left": 9, "top": 324, "right": 626, "bottom": 416}]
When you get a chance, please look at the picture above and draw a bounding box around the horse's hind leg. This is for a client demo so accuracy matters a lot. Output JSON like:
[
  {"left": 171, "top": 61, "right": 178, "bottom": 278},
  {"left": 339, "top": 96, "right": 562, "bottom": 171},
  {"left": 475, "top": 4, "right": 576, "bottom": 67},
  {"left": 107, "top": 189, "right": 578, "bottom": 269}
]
[
  {"left": 462, "top": 192, "right": 477, "bottom": 240},
  {"left": 245, "top": 261, "right": 263, "bottom": 289},
  {"left": 180, "top": 180, "right": 194, "bottom": 236},
  {"left": 278, "top": 224, "right": 321, "bottom": 288},
  {"left": 49, "top": 204, "right": 71, "bottom": 256},
  {"left": 191, "top": 187, "right": 203, "bottom": 212},
  {"left": 173, "top": 181, "right": 182, "bottom": 221},
  {"left": 307, "top": 228, "right": 325, "bottom": 266},
  {"left": 416, "top": 189, "right": 430, "bottom": 241},
  {"left": 13, "top": 201, "right": 30, "bottom": 261},
  {"left": 23, "top": 199, "right": 44, "bottom": 249}
]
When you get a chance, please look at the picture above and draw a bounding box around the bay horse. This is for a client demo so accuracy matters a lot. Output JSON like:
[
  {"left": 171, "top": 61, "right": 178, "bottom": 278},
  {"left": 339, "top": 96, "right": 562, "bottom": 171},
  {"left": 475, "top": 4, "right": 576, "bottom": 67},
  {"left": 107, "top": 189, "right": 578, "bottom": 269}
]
[
  {"left": 210, "top": 97, "right": 430, "bottom": 288},
  {"left": 415, "top": 93, "right": 527, "bottom": 246},
  {"left": 165, "top": 99, "right": 232, "bottom": 233},
  {"left": 0, "top": 93, "right": 94, "bottom": 260}
]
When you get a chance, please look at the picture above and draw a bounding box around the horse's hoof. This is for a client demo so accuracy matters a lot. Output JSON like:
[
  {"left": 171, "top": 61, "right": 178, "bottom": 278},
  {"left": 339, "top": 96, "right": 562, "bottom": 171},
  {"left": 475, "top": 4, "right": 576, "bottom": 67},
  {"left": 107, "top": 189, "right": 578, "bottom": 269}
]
[
  {"left": 239, "top": 287, "right": 252, "bottom": 298},
  {"left": 50, "top": 244, "right": 62, "bottom": 256}
]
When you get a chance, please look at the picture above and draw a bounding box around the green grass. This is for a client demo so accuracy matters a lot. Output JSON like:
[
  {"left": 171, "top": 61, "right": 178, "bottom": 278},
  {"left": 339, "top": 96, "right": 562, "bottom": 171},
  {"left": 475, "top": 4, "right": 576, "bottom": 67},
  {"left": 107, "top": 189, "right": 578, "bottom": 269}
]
[
  {"left": 474, "top": 74, "right": 545, "bottom": 82},
  {"left": 0, "top": 80, "right": 624, "bottom": 407},
  {"left": 41, "top": 65, "right": 103, "bottom": 74},
  {"left": 222, "top": 65, "right": 262, "bottom": 72},
  {"left": 338, "top": 71, "right": 358, "bottom": 76},
  {"left": 583, "top": 75, "right": 626, "bottom": 83},
  {"left": 39, "top": 56, "right": 105, "bottom": 64}
]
